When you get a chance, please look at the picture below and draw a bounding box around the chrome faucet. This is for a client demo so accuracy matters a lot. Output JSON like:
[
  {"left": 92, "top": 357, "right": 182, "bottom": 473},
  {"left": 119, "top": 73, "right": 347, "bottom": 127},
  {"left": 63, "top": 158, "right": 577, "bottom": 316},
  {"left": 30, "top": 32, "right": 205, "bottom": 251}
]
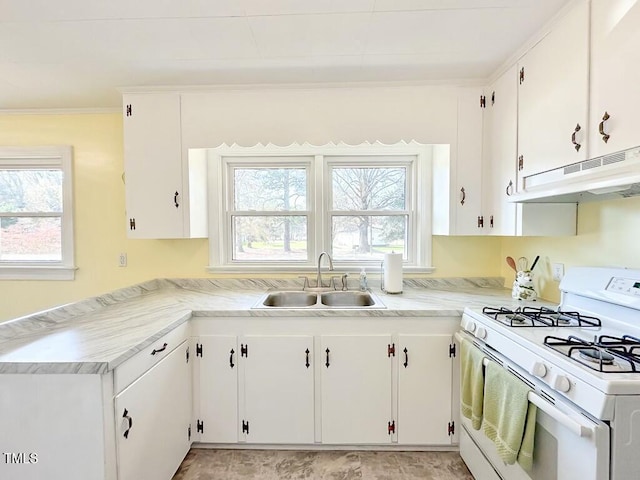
[{"left": 316, "top": 252, "right": 334, "bottom": 288}]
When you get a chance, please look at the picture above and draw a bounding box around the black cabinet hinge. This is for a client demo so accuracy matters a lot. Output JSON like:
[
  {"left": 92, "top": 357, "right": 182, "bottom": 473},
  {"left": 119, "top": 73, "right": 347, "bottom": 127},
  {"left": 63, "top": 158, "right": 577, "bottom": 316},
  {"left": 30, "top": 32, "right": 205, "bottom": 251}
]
[
  {"left": 477, "top": 216, "right": 484, "bottom": 228},
  {"left": 129, "top": 218, "right": 136, "bottom": 230},
  {"left": 519, "top": 67, "right": 525, "bottom": 84},
  {"left": 186, "top": 346, "right": 190, "bottom": 363},
  {"left": 518, "top": 155, "right": 524, "bottom": 171},
  {"left": 490, "top": 215, "right": 494, "bottom": 228},
  {"left": 188, "top": 424, "right": 192, "bottom": 441},
  {"left": 196, "top": 343, "right": 203, "bottom": 357},
  {"left": 197, "top": 420, "right": 204, "bottom": 434},
  {"left": 241, "top": 344, "right": 248, "bottom": 357},
  {"left": 126, "top": 104, "right": 132, "bottom": 116},
  {"left": 480, "top": 95, "right": 486, "bottom": 108},
  {"left": 388, "top": 420, "right": 396, "bottom": 435},
  {"left": 242, "top": 420, "right": 250, "bottom": 435},
  {"left": 448, "top": 421, "right": 455, "bottom": 436},
  {"left": 491, "top": 91, "right": 495, "bottom": 105},
  {"left": 387, "top": 343, "right": 395, "bottom": 357},
  {"left": 449, "top": 343, "right": 456, "bottom": 358}
]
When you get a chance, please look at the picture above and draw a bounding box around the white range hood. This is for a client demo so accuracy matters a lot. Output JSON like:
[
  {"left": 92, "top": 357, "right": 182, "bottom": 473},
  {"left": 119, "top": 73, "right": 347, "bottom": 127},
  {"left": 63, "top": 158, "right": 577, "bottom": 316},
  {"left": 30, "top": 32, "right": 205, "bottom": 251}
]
[{"left": 510, "top": 146, "right": 640, "bottom": 203}]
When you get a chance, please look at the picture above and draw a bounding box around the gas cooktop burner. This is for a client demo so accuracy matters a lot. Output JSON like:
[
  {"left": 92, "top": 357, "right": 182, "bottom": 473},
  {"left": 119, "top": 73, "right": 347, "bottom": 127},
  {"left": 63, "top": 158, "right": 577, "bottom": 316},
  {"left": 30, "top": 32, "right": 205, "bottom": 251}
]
[
  {"left": 579, "top": 348, "right": 615, "bottom": 365},
  {"left": 545, "top": 334, "right": 640, "bottom": 373},
  {"left": 481, "top": 306, "right": 601, "bottom": 328}
]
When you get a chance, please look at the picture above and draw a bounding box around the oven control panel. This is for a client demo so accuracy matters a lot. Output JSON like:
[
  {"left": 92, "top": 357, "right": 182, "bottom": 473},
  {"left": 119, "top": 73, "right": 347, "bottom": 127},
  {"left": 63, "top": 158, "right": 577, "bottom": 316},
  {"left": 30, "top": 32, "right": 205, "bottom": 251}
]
[{"left": 606, "top": 277, "right": 640, "bottom": 297}]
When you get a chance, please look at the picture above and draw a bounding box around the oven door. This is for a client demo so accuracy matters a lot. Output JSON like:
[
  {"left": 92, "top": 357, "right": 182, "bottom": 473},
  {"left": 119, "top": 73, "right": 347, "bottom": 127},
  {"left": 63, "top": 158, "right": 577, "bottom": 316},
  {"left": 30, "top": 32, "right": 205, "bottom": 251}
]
[{"left": 457, "top": 334, "right": 610, "bottom": 480}]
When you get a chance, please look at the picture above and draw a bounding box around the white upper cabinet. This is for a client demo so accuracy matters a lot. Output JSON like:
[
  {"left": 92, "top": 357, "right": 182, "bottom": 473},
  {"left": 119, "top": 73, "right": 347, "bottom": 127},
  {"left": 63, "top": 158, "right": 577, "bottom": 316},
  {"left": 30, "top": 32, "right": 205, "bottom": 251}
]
[
  {"left": 123, "top": 93, "right": 208, "bottom": 239},
  {"left": 482, "top": 65, "right": 519, "bottom": 236},
  {"left": 483, "top": 67, "right": 578, "bottom": 237},
  {"left": 433, "top": 88, "right": 484, "bottom": 236},
  {"left": 517, "top": 0, "right": 590, "bottom": 180},
  {"left": 589, "top": 0, "right": 640, "bottom": 157}
]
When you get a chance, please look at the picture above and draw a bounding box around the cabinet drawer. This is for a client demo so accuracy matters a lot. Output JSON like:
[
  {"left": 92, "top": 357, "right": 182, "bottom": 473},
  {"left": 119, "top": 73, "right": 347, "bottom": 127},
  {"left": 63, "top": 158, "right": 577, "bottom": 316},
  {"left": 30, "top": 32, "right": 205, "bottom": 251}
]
[{"left": 115, "top": 322, "right": 190, "bottom": 393}]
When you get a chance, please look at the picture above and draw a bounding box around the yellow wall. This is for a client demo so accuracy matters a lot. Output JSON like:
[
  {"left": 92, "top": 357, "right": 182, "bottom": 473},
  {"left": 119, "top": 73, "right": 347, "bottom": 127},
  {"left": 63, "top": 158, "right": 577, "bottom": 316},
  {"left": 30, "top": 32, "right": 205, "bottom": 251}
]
[
  {"left": 0, "top": 113, "right": 502, "bottom": 322},
  {"left": 501, "top": 196, "right": 640, "bottom": 303}
]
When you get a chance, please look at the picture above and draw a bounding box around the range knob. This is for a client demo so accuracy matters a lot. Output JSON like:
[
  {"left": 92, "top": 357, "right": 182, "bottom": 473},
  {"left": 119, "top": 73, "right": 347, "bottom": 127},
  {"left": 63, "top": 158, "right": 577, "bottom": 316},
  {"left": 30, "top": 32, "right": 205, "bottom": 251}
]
[
  {"left": 475, "top": 327, "right": 487, "bottom": 339},
  {"left": 552, "top": 374, "right": 571, "bottom": 393},
  {"left": 530, "top": 362, "right": 547, "bottom": 378},
  {"left": 465, "top": 321, "right": 476, "bottom": 333}
]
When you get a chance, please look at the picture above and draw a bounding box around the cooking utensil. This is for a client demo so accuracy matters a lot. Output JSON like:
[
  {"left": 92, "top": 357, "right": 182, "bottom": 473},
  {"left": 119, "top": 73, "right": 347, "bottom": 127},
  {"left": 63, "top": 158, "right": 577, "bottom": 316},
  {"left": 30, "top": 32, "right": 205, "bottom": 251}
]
[
  {"left": 506, "top": 256, "right": 517, "bottom": 272},
  {"left": 517, "top": 256, "right": 528, "bottom": 271},
  {"left": 530, "top": 255, "right": 540, "bottom": 271}
]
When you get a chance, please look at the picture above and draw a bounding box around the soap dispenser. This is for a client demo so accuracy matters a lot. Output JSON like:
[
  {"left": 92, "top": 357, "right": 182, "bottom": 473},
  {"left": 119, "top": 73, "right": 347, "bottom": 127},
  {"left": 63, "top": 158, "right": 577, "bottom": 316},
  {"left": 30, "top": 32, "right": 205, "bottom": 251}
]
[{"left": 359, "top": 268, "right": 368, "bottom": 291}]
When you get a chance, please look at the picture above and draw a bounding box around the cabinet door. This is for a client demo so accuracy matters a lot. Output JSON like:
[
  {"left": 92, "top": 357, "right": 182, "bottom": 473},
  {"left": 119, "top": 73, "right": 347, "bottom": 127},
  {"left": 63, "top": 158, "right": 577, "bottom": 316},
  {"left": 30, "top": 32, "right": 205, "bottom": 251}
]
[
  {"left": 433, "top": 88, "right": 484, "bottom": 235},
  {"left": 518, "top": 0, "right": 589, "bottom": 178},
  {"left": 198, "top": 335, "right": 239, "bottom": 443},
  {"left": 123, "top": 93, "right": 184, "bottom": 239},
  {"left": 483, "top": 65, "right": 518, "bottom": 236},
  {"left": 115, "top": 341, "right": 191, "bottom": 480},
  {"left": 397, "top": 335, "right": 453, "bottom": 445},
  {"left": 242, "top": 335, "right": 314, "bottom": 444},
  {"left": 321, "top": 335, "right": 393, "bottom": 444},
  {"left": 589, "top": 0, "right": 640, "bottom": 157}
]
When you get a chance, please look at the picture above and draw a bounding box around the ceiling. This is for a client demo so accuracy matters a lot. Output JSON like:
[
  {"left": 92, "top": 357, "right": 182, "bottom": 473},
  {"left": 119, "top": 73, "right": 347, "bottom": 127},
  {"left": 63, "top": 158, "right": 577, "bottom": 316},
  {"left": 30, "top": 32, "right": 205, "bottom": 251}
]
[{"left": 0, "top": 0, "right": 570, "bottom": 110}]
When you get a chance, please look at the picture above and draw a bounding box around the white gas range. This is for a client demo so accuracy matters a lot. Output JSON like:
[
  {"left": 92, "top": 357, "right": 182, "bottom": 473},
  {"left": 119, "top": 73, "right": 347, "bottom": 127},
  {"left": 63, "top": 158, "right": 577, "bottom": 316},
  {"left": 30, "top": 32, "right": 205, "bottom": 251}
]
[{"left": 458, "top": 267, "right": 640, "bottom": 480}]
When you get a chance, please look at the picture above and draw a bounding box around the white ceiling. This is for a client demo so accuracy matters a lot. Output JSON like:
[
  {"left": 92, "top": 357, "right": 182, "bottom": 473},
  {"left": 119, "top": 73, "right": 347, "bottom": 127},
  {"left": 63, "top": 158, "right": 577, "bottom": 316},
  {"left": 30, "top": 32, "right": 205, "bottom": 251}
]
[{"left": 0, "top": 0, "right": 571, "bottom": 110}]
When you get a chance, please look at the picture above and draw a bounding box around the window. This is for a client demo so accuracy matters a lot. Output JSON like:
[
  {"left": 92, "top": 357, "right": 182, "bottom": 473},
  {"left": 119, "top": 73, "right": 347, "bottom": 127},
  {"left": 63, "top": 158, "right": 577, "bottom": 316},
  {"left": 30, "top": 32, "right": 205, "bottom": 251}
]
[
  {"left": 206, "top": 143, "right": 432, "bottom": 272},
  {"left": 0, "top": 146, "right": 75, "bottom": 280}
]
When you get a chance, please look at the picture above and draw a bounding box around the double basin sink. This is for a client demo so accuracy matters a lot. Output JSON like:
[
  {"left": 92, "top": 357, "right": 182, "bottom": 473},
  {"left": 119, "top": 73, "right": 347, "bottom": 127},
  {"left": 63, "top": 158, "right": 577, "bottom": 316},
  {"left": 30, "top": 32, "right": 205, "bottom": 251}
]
[{"left": 254, "top": 290, "right": 386, "bottom": 309}]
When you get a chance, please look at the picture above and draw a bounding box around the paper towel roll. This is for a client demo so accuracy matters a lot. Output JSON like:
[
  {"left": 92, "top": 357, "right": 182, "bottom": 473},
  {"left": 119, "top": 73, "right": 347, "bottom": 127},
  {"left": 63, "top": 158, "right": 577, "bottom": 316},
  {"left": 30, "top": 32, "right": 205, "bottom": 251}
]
[{"left": 383, "top": 253, "right": 403, "bottom": 294}]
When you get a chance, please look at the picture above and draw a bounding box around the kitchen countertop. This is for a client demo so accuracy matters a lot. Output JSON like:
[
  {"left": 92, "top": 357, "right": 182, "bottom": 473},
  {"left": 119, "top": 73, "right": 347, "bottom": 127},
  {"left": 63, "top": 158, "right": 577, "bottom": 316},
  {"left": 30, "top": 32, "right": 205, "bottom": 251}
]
[{"left": 0, "top": 277, "right": 551, "bottom": 375}]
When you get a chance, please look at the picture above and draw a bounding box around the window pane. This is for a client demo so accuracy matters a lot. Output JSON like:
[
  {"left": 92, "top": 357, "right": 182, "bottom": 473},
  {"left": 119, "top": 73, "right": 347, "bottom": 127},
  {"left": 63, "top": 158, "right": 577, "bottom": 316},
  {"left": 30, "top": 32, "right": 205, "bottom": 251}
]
[
  {"left": 332, "top": 166, "right": 406, "bottom": 211},
  {"left": 0, "top": 217, "right": 62, "bottom": 261},
  {"left": 0, "top": 170, "right": 63, "bottom": 213},
  {"left": 331, "top": 215, "right": 407, "bottom": 261},
  {"left": 234, "top": 168, "right": 307, "bottom": 211},
  {"left": 232, "top": 216, "right": 307, "bottom": 261}
]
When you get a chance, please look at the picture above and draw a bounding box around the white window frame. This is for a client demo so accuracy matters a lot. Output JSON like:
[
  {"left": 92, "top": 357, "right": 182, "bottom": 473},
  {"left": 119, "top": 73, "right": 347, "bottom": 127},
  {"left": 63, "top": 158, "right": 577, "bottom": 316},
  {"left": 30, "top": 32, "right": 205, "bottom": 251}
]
[
  {"left": 206, "top": 142, "right": 433, "bottom": 273},
  {"left": 0, "top": 146, "right": 76, "bottom": 280}
]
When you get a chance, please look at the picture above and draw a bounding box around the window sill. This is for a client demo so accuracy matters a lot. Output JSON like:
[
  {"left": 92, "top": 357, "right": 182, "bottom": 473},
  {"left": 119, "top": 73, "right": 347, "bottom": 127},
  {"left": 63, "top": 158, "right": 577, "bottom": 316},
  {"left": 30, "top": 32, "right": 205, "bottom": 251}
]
[
  {"left": 206, "top": 265, "right": 435, "bottom": 275},
  {"left": 0, "top": 265, "right": 77, "bottom": 280}
]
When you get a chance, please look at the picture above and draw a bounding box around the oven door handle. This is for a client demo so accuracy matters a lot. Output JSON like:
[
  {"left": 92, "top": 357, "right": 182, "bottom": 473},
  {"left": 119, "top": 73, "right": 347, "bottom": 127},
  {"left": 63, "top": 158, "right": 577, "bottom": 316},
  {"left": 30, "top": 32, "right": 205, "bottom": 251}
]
[{"left": 526, "top": 392, "right": 594, "bottom": 438}]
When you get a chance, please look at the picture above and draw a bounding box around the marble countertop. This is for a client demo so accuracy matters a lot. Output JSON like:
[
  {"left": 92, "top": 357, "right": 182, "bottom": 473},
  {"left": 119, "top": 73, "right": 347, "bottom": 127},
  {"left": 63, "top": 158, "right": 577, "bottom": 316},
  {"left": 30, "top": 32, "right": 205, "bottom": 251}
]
[{"left": 0, "top": 277, "right": 549, "bottom": 375}]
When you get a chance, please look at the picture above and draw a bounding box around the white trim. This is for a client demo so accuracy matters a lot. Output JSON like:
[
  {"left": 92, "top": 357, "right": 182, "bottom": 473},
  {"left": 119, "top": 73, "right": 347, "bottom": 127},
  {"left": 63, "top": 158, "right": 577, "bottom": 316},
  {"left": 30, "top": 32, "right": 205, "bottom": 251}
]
[
  {"left": 0, "top": 146, "right": 75, "bottom": 280},
  {"left": 118, "top": 79, "right": 483, "bottom": 96},
  {"left": 0, "top": 108, "right": 119, "bottom": 115},
  {"left": 204, "top": 141, "right": 433, "bottom": 271},
  {"left": 0, "top": 266, "right": 76, "bottom": 280}
]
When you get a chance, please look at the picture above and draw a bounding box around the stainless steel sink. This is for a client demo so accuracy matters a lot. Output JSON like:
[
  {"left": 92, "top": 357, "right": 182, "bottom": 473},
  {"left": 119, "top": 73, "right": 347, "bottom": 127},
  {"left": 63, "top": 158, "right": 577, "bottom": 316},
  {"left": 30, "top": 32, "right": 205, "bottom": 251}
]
[
  {"left": 261, "top": 291, "right": 318, "bottom": 307},
  {"left": 253, "top": 290, "right": 386, "bottom": 309},
  {"left": 320, "top": 291, "right": 376, "bottom": 307}
]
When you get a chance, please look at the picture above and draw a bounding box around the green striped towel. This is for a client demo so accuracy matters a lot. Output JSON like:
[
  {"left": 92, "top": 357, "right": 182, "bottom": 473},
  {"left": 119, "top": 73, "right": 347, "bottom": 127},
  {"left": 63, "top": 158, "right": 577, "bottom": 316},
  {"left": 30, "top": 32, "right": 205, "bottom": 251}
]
[
  {"left": 460, "top": 338, "right": 486, "bottom": 430},
  {"left": 482, "top": 361, "right": 537, "bottom": 469}
]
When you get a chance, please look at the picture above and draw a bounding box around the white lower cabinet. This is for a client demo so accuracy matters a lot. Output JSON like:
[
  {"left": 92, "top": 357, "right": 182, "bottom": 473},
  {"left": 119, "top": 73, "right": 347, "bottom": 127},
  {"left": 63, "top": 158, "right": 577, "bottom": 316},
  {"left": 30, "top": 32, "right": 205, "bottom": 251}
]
[
  {"left": 192, "top": 318, "right": 459, "bottom": 448},
  {"left": 0, "top": 325, "right": 193, "bottom": 480},
  {"left": 244, "top": 335, "right": 315, "bottom": 443},
  {"left": 397, "top": 335, "right": 453, "bottom": 445},
  {"left": 196, "top": 334, "right": 315, "bottom": 444},
  {"left": 197, "top": 335, "right": 239, "bottom": 443},
  {"left": 114, "top": 341, "right": 192, "bottom": 480},
  {"left": 321, "top": 335, "right": 393, "bottom": 444}
]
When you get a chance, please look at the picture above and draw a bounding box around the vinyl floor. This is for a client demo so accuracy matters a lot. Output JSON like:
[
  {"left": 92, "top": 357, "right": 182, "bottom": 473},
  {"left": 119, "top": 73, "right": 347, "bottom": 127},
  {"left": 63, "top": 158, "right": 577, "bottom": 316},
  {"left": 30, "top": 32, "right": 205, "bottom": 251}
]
[{"left": 172, "top": 449, "right": 474, "bottom": 480}]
